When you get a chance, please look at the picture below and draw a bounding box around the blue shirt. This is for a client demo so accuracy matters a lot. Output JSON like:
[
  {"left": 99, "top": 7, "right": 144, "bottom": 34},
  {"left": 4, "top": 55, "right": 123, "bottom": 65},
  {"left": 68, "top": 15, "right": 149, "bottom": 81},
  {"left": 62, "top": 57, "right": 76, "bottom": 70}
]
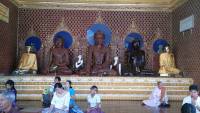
[{"left": 69, "top": 88, "right": 76, "bottom": 106}]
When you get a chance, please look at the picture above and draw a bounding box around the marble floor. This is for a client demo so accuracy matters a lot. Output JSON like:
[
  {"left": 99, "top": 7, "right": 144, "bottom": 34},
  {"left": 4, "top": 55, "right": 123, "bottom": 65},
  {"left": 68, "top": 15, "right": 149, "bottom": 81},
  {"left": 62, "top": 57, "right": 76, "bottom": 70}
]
[{"left": 18, "top": 100, "right": 182, "bottom": 113}]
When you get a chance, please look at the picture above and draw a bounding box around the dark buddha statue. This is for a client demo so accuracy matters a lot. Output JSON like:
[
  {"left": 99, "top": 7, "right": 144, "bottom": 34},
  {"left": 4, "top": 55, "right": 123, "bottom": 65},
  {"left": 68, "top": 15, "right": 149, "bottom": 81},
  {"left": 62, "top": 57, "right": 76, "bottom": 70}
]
[
  {"left": 128, "top": 40, "right": 145, "bottom": 74},
  {"left": 81, "top": 31, "right": 116, "bottom": 76},
  {"left": 44, "top": 36, "right": 72, "bottom": 75}
]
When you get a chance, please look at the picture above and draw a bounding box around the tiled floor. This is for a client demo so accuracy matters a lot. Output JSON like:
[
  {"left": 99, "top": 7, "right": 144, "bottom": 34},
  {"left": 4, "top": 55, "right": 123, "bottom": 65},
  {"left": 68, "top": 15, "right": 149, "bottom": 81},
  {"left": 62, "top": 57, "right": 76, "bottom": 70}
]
[{"left": 18, "top": 100, "right": 182, "bottom": 113}]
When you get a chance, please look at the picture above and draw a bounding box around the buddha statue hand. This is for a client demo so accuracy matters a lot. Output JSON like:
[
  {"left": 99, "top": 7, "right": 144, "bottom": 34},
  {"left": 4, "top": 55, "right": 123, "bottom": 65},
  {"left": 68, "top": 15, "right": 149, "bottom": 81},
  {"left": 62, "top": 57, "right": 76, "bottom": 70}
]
[
  {"left": 49, "top": 65, "right": 58, "bottom": 72},
  {"left": 75, "top": 55, "right": 83, "bottom": 69},
  {"left": 113, "top": 56, "right": 119, "bottom": 66}
]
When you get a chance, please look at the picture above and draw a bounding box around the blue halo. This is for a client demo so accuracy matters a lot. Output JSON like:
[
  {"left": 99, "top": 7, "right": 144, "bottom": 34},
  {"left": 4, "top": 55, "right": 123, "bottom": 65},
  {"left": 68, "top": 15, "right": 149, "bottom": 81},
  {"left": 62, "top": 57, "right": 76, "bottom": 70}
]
[
  {"left": 87, "top": 23, "right": 112, "bottom": 47},
  {"left": 25, "top": 36, "right": 42, "bottom": 52},
  {"left": 54, "top": 31, "right": 73, "bottom": 48},
  {"left": 124, "top": 33, "right": 144, "bottom": 50},
  {"left": 153, "top": 39, "right": 169, "bottom": 53}
]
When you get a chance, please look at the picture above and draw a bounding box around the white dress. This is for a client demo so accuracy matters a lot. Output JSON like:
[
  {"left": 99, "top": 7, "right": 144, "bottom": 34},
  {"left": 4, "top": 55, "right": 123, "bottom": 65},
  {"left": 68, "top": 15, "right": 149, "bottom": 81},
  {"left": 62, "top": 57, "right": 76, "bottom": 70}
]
[
  {"left": 87, "top": 94, "right": 101, "bottom": 108},
  {"left": 42, "top": 92, "right": 70, "bottom": 113},
  {"left": 51, "top": 92, "right": 70, "bottom": 110},
  {"left": 143, "top": 86, "right": 168, "bottom": 107},
  {"left": 182, "top": 96, "right": 200, "bottom": 113}
]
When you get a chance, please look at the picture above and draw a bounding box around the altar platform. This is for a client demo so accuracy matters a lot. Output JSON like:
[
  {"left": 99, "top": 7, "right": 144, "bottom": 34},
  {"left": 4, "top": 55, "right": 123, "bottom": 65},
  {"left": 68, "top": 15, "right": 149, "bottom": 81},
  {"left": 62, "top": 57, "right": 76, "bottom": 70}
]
[{"left": 0, "top": 75, "right": 193, "bottom": 101}]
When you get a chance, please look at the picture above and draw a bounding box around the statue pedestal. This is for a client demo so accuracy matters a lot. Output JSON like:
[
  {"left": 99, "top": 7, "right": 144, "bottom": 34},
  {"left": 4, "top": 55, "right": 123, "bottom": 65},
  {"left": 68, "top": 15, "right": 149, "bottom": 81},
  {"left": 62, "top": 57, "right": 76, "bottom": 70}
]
[{"left": 160, "top": 73, "right": 169, "bottom": 77}]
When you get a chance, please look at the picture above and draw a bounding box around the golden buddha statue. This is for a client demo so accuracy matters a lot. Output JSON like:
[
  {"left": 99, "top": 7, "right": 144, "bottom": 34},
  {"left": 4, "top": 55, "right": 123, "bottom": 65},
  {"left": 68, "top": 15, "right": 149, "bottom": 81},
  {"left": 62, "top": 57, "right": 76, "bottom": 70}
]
[
  {"left": 159, "top": 45, "right": 180, "bottom": 75},
  {"left": 16, "top": 46, "right": 37, "bottom": 74}
]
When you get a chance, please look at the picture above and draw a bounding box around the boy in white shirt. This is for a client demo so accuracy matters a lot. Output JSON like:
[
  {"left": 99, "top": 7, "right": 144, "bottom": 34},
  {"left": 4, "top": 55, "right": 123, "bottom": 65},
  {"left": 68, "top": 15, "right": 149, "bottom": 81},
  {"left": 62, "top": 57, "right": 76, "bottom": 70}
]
[
  {"left": 86, "top": 86, "right": 104, "bottom": 113},
  {"left": 182, "top": 84, "right": 200, "bottom": 113}
]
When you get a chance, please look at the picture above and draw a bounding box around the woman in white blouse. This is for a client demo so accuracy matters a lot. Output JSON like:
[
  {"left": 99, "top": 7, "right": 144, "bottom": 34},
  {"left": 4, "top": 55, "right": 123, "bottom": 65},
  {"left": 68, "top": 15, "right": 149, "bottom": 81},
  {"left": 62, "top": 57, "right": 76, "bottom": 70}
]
[
  {"left": 86, "top": 86, "right": 104, "bottom": 113},
  {"left": 42, "top": 83, "right": 70, "bottom": 113}
]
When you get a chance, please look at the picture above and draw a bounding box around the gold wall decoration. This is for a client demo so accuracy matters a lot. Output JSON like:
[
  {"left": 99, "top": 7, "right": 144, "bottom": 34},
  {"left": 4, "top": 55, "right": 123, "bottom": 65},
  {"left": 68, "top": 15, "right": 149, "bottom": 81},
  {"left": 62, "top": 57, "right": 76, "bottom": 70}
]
[
  {"left": 127, "top": 21, "right": 139, "bottom": 34},
  {"left": 95, "top": 11, "right": 104, "bottom": 23},
  {"left": 0, "top": 3, "right": 9, "bottom": 23},
  {"left": 9, "top": 0, "right": 188, "bottom": 12},
  {"left": 154, "top": 28, "right": 162, "bottom": 39}
]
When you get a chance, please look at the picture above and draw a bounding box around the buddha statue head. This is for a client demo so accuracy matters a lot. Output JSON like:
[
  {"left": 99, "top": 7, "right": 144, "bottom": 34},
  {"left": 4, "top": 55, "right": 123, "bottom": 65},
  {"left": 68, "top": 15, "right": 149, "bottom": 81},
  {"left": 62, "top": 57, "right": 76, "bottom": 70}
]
[
  {"left": 54, "top": 36, "right": 65, "bottom": 48},
  {"left": 131, "top": 40, "right": 140, "bottom": 50},
  {"left": 26, "top": 46, "right": 32, "bottom": 53},
  {"left": 164, "top": 45, "right": 170, "bottom": 53},
  {"left": 94, "top": 31, "right": 105, "bottom": 46}
]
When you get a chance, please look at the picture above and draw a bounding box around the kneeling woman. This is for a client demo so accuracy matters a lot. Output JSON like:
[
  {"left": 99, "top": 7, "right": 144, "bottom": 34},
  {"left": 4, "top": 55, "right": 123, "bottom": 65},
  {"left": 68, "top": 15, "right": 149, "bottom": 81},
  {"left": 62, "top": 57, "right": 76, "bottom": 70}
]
[
  {"left": 86, "top": 86, "right": 104, "bottom": 113},
  {"left": 42, "top": 83, "right": 70, "bottom": 113},
  {"left": 142, "top": 81, "right": 169, "bottom": 107}
]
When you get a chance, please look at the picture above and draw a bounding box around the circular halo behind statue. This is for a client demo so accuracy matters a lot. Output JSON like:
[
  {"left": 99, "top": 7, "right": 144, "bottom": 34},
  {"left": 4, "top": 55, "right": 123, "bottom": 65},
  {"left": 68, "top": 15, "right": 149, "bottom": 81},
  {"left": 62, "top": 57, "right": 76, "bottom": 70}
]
[
  {"left": 87, "top": 23, "right": 112, "bottom": 46},
  {"left": 153, "top": 39, "right": 168, "bottom": 53},
  {"left": 54, "top": 31, "right": 73, "bottom": 48},
  {"left": 25, "top": 36, "right": 42, "bottom": 52},
  {"left": 124, "top": 33, "right": 144, "bottom": 50}
]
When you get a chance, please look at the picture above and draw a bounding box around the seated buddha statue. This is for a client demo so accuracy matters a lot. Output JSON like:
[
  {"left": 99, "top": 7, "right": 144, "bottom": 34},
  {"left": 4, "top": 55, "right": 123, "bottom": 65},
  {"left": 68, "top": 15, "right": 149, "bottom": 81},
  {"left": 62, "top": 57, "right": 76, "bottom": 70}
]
[
  {"left": 159, "top": 45, "right": 180, "bottom": 75},
  {"left": 128, "top": 40, "right": 145, "bottom": 74},
  {"left": 15, "top": 46, "right": 37, "bottom": 74},
  {"left": 44, "top": 36, "right": 72, "bottom": 75},
  {"left": 81, "top": 31, "right": 117, "bottom": 76}
]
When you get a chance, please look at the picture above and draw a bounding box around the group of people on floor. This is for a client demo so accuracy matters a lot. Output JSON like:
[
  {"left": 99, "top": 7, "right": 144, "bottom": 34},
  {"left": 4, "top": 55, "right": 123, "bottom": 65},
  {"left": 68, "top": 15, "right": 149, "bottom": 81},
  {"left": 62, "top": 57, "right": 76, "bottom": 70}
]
[
  {"left": 0, "top": 77, "right": 104, "bottom": 113},
  {"left": 0, "top": 77, "right": 199, "bottom": 113},
  {"left": 42, "top": 76, "right": 104, "bottom": 113}
]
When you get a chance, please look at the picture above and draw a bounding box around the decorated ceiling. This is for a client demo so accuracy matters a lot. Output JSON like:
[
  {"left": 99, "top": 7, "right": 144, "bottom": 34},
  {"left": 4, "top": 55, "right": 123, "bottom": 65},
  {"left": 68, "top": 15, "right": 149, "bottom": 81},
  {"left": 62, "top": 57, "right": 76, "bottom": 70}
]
[{"left": 10, "top": 0, "right": 188, "bottom": 11}]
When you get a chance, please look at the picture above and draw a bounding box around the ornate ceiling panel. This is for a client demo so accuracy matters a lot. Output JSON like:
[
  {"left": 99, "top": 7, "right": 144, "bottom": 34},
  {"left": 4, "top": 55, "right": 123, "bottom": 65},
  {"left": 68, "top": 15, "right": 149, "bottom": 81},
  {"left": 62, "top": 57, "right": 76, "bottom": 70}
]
[{"left": 10, "top": 0, "right": 188, "bottom": 11}]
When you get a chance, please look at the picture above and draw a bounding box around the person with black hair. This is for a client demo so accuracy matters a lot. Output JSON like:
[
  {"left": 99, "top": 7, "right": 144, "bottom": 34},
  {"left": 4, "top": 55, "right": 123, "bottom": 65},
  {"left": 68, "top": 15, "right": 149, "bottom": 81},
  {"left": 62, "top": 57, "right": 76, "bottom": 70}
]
[
  {"left": 5, "top": 80, "right": 17, "bottom": 107},
  {"left": 182, "top": 84, "right": 200, "bottom": 113},
  {"left": 42, "top": 83, "right": 70, "bottom": 113},
  {"left": 65, "top": 80, "right": 83, "bottom": 113},
  {"left": 42, "top": 76, "right": 61, "bottom": 107},
  {"left": 86, "top": 86, "right": 104, "bottom": 113},
  {"left": 181, "top": 103, "right": 196, "bottom": 113}
]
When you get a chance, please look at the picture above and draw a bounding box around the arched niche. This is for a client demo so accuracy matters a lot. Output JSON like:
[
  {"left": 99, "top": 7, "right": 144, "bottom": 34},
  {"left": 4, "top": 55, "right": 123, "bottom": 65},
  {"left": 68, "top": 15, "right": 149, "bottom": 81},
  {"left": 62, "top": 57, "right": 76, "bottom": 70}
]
[
  {"left": 25, "top": 36, "right": 42, "bottom": 52},
  {"left": 86, "top": 23, "right": 112, "bottom": 47},
  {"left": 152, "top": 39, "right": 169, "bottom": 54},
  {"left": 54, "top": 31, "right": 73, "bottom": 48},
  {"left": 124, "top": 32, "right": 144, "bottom": 50}
]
